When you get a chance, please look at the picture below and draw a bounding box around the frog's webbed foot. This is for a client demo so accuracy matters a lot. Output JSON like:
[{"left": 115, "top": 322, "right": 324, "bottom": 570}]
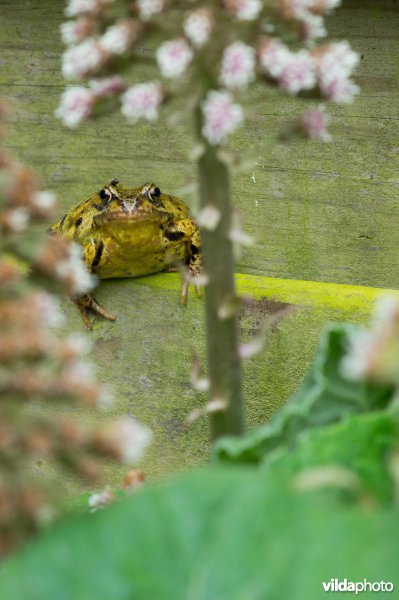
[{"left": 74, "top": 294, "right": 117, "bottom": 331}]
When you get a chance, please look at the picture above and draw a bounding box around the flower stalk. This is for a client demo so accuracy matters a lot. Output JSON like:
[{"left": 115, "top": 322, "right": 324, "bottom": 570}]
[{"left": 198, "top": 145, "right": 244, "bottom": 439}]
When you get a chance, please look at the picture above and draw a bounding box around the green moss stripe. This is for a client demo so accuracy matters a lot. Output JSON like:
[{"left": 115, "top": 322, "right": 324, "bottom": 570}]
[{"left": 135, "top": 272, "right": 399, "bottom": 314}]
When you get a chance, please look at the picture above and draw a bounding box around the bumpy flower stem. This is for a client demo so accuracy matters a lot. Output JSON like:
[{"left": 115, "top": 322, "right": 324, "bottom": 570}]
[{"left": 198, "top": 144, "right": 244, "bottom": 440}]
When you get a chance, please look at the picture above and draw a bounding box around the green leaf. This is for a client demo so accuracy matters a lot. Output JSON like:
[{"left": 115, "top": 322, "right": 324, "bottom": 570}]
[
  {"left": 264, "top": 411, "right": 398, "bottom": 503},
  {"left": 1, "top": 412, "right": 399, "bottom": 600},
  {"left": 212, "top": 324, "right": 396, "bottom": 464}
]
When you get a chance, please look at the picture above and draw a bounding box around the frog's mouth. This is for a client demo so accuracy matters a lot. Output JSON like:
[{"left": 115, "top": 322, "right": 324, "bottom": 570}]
[{"left": 93, "top": 200, "right": 171, "bottom": 228}]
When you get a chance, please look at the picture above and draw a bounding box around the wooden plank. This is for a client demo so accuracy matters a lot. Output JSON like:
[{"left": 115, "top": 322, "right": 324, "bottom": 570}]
[{"left": 0, "top": 0, "right": 398, "bottom": 478}]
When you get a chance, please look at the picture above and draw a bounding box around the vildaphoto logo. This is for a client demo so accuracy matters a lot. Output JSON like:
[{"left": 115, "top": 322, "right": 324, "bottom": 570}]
[{"left": 322, "top": 579, "right": 394, "bottom": 594}]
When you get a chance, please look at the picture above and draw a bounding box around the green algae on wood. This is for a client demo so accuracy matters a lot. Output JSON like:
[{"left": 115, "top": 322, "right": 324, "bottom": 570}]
[{"left": 136, "top": 271, "right": 399, "bottom": 314}]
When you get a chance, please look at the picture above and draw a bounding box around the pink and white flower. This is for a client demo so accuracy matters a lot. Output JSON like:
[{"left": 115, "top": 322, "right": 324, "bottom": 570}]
[
  {"left": 201, "top": 90, "right": 243, "bottom": 145},
  {"left": 278, "top": 50, "right": 316, "bottom": 94},
  {"left": 60, "top": 18, "right": 94, "bottom": 45},
  {"left": 229, "top": 0, "right": 263, "bottom": 21},
  {"left": 314, "top": 42, "right": 360, "bottom": 103},
  {"left": 55, "top": 86, "right": 95, "bottom": 128},
  {"left": 62, "top": 39, "right": 106, "bottom": 80},
  {"left": 300, "top": 107, "right": 331, "bottom": 141},
  {"left": 156, "top": 38, "right": 193, "bottom": 79},
  {"left": 320, "top": 76, "right": 359, "bottom": 103},
  {"left": 316, "top": 41, "right": 359, "bottom": 78},
  {"left": 137, "top": 0, "right": 164, "bottom": 21},
  {"left": 258, "top": 38, "right": 291, "bottom": 78},
  {"left": 300, "top": 13, "right": 327, "bottom": 41},
  {"left": 99, "top": 20, "right": 138, "bottom": 55},
  {"left": 341, "top": 297, "right": 399, "bottom": 383},
  {"left": 183, "top": 9, "right": 212, "bottom": 48},
  {"left": 220, "top": 42, "right": 256, "bottom": 89},
  {"left": 65, "top": 0, "right": 102, "bottom": 17},
  {"left": 121, "top": 82, "right": 163, "bottom": 122},
  {"left": 90, "top": 76, "right": 126, "bottom": 97}
]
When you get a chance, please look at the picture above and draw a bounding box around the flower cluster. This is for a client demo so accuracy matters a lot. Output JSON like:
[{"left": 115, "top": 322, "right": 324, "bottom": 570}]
[
  {"left": 259, "top": 37, "right": 359, "bottom": 102},
  {"left": 0, "top": 123, "right": 152, "bottom": 555},
  {"left": 57, "top": 0, "right": 359, "bottom": 143}
]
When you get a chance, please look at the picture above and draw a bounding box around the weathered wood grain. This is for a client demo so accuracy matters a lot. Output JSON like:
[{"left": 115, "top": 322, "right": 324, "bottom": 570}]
[{"left": 1, "top": 0, "right": 398, "bottom": 288}]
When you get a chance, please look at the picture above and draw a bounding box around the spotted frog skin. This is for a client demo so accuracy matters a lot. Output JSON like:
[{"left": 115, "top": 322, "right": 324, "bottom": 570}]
[{"left": 51, "top": 180, "right": 202, "bottom": 329}]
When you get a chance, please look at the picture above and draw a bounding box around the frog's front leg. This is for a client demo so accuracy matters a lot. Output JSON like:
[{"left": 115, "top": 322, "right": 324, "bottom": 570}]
[
  {"left": 74, "top": 238, "right": 116, "bottom": 330},
  {"left": 166, "top": 220, "right": 202, "bottom": 304}
]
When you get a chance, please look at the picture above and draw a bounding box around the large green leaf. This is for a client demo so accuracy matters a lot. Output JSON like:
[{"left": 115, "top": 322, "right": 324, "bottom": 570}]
[
  {"left": 1, "top": 411, "right": 398, "bottom": 600},
  {"left": 263, "top": 411, "right": 398, "bottom": 504},
  {"left": 213, "top": 325, "right": 396, "bottom": 464}
]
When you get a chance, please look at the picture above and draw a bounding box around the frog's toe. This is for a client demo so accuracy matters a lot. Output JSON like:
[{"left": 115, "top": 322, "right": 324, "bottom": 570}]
[
  {"left": 194, "top": 284, "right": 202, "bottom": 299},
  {"left": 74, "top": 294, "right": 117, "bottom": 330},
  {"left": 180, "top": 280, "right": 189, "bottom": 305},
  {"left": 180, "top": 271, "right": 203, "bottom": 305}
]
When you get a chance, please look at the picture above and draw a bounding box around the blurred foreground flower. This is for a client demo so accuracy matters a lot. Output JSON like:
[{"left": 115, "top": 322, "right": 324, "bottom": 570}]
[
  {"left": 201, "top": 91, "right": 243, "bottom": 145},
  {"left": 300, "top": 107, "right": 331, "bottom": 141},
  {"left": 156, "top": 38, "right": 193, "bottom": 79},
  {"left": 183, "top": 9, "right": 213, "bottom": 48},
  {"left": 62, "top": 38, "right": 106, "bottom": 80},
  {"left": 121, "top": 82, "right": 163, "bottom": 122},
  {"left": 0, "top": 114, "right": 151, "bottom": 555},
  {"left": 220, "top": 42, "right": 256, "bottom": 89},
  {"left": 55, "top": 86, "right": 95, "bottom": 128},
  {"left": 341, "top": 296, "right": 399, "bottom": 384}
]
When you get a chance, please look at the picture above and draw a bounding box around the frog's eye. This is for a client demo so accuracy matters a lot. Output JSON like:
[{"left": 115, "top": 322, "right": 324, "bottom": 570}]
[
  {"left": 149, "top": 187, "right": 161, "bottom": 200},
  {"left": 99, "top": 189, "right": 110, "bottom": 201}
]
